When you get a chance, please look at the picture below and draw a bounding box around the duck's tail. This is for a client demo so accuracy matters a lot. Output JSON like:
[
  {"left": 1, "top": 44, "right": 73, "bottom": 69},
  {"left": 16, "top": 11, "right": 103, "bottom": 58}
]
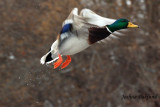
[
  {"left": 40, "top": 51, "right": 59, "bottom": 64},
  {"left": 40, "top": 40, "right": 59, "bottom": 64}
]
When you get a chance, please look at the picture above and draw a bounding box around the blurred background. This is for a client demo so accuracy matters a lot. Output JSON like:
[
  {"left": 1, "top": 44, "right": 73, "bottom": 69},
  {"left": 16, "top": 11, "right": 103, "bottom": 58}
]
[{"left": 0, "top": 0, "right": 160, "bottom": 107}]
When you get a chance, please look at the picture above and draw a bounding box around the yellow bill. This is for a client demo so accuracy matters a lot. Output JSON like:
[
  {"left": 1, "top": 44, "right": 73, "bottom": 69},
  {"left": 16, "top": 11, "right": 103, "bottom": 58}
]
[{"left": 127, "top": 22, "right": 139, "bottom": 28}]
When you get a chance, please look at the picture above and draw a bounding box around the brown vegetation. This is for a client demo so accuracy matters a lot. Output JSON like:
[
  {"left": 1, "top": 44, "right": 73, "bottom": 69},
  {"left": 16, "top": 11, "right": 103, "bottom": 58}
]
[{"left": 0, "top": 0, "right": 160, "bottom": 107}]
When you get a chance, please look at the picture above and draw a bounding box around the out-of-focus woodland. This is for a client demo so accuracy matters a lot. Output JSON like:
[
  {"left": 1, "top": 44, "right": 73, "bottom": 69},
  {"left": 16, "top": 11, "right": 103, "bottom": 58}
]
[{"left": 0, "top": 0, "right": 160, "bottom": 107}]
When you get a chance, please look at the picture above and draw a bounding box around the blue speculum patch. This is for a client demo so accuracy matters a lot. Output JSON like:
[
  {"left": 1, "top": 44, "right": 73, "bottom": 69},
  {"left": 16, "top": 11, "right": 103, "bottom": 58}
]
[{"left": 61, "top": 24, "right": 72, "bottom": 34}]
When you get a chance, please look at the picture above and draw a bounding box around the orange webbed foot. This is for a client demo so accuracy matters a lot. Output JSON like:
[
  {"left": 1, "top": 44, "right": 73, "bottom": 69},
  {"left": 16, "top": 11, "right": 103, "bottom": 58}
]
[
  {"left": 54, "top": 54, "right": 63, "bottom": 69},
  {"left": 61, "top": 55, "right": 71, "bottom": 69}
]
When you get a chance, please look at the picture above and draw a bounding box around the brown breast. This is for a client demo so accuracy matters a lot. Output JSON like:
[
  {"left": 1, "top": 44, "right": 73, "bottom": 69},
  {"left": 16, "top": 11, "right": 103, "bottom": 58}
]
[{"left": 88, "top": 27, "right": 111, "bottom": 44}]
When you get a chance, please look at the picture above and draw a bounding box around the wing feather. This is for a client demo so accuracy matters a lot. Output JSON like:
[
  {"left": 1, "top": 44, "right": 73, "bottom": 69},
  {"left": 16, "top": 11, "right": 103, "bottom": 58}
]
[
  {"left": 62, "top": 8, "right": 88, "bottom": 32},
  {"left": 80, "top": 8, "right": 115, "bottom": 26},
  {"left": 62, "top": 8, "right": 78, "bottom": 26}
]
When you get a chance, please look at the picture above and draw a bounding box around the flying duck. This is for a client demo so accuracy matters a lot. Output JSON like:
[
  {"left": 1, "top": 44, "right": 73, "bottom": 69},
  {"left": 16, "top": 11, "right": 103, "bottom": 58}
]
[{"left": 40, "top": 8, "right": 139, "bottom": 69}]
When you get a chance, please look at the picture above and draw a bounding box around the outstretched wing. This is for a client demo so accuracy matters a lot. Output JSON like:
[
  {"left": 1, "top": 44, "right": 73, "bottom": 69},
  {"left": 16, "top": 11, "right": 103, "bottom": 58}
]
[
  {"left": 80, "top": 8, "right": 115, "bottom": 26},
  {"left": 62, "top": 8, "right": 86, "bottom": 31},
  {"left": 59, "top": 8, "right": 94, "bottom": 42}
]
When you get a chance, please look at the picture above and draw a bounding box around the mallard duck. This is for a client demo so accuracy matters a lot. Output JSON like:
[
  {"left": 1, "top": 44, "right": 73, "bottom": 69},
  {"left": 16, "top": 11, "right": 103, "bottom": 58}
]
[{"left": 40, "top": 8, "right": 139, "bottom": 69}]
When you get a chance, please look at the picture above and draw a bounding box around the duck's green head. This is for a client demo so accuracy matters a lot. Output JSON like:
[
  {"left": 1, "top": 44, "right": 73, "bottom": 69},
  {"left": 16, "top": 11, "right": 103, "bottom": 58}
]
[{"left": 107, "top": 18, "right": 139, "bottom": 32}]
